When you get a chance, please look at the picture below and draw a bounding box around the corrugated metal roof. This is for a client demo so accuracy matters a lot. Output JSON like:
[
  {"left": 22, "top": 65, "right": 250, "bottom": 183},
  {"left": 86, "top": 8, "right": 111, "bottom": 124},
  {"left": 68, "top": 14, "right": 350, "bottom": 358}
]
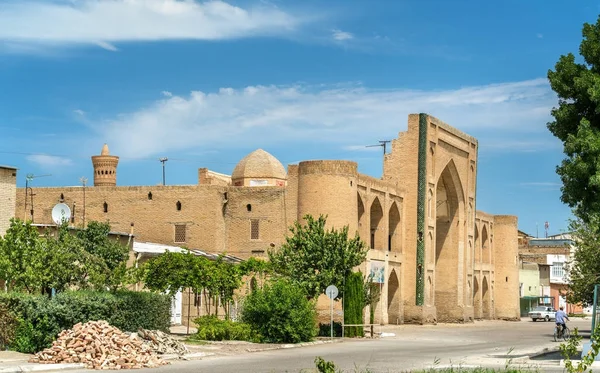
[
  {"left": 528, "top": 239, "right": 573, "bottom": 247},
  {"left": 133, "top": 241, "right": 244, "bottom": 263}
]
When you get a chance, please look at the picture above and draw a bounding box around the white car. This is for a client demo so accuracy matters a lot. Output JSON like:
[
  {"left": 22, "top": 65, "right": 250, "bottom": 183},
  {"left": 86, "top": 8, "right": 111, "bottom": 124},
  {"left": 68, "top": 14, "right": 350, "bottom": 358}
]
[{"left": 528, "top": 306, "right": 557, "bottom": 322}]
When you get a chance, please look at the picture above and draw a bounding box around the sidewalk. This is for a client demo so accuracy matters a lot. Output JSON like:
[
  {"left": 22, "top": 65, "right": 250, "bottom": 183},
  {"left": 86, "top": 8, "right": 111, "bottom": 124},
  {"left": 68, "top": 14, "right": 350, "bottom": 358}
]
[{"left": 0, "top": 352, "right": 85, "bottom": 373}]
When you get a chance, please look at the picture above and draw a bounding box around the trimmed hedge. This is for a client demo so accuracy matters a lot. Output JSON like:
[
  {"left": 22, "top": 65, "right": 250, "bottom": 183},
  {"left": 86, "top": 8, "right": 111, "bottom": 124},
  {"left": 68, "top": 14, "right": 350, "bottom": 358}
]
[
  {"left": 0, "top": 291, "right": 171, "bottom": 353},
  {"left": 192, "top": 315, "right": 254, "bottom": 342}
]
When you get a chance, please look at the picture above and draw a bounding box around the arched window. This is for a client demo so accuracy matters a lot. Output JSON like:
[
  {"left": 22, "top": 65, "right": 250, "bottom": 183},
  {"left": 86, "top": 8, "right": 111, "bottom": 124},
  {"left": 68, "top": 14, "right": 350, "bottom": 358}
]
[
  {"left": 148, "top": 192, "right": 153, "bottom": 200},
  {"left": 247, "top": 204, "right": 252, "bottom": 212},
  {"left": 176, "top": 201, "right": 182, "bottom": 211},
  {"left": 103, "top": 202, "right": 108, "bottom": 213}
]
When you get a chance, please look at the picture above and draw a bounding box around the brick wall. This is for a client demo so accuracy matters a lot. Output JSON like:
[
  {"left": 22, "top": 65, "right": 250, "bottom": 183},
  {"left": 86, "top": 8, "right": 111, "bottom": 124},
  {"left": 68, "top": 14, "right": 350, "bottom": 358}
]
[{"left": 0, "top": 167, "right": 17, "bottom": 235}]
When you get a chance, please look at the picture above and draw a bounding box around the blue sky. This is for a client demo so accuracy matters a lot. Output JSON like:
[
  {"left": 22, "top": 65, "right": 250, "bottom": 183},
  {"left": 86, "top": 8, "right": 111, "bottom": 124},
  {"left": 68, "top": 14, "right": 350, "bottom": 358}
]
[{"left": 0, "top": 0, "right": 596, "bottom": 236}]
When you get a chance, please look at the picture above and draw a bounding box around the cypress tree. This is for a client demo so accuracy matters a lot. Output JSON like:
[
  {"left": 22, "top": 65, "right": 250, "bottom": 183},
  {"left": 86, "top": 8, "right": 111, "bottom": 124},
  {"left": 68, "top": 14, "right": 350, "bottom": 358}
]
[{"left": 343, "top": 271, "right": 365, "bottom": 338}]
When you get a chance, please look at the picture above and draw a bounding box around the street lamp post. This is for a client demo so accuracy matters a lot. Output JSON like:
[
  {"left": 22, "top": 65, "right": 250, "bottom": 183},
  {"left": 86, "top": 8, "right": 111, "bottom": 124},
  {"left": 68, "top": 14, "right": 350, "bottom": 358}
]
[
  {"left": 24, "top": 173, "right": 51, "bottom": 222},
  {"left": 159, "top": 157, "right": 168, "bottom": 185},
  {"left": 80, "top": 177, "right": 88, "bottom": 227}
]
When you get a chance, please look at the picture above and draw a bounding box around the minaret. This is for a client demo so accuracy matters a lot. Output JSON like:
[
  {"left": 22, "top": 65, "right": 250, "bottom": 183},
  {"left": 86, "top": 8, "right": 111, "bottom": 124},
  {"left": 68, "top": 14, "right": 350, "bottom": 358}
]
[{"left": 92, "top": 144, "right": 119, "bottom": 186}]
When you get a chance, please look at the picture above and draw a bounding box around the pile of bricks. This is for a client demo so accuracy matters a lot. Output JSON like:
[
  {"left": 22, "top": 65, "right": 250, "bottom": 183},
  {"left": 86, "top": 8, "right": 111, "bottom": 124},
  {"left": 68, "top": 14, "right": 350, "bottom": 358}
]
[
  {"left": 137, "top": 329, "right": 189, "bottom": 356},
  {"left": 29, "top": 321, "right": 168, "bottom": 370}
]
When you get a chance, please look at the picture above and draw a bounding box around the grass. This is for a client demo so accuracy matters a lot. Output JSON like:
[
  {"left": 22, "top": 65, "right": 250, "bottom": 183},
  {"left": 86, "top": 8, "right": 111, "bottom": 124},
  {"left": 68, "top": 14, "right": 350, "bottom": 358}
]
[{"left": 182, "top": 337, "right": 209, "bottom": 345}]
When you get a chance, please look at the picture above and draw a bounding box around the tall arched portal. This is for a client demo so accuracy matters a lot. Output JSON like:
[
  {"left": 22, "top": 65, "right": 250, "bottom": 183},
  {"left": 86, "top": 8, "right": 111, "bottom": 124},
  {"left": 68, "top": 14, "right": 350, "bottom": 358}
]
[
  {"left": 482, "top": 276, "right": 491, "bottom": 319},
  {"left": 434, "top": 160, "right": 465, "bottom": 322},
  {"left": 358, "top": 193, "right": 367, "bottom": 240},
  {"left": 482, "top": 226, "right": 490, "bottom": 264},
  {"left": 473, "top": 276, "right": 481, "bottom": 319},
  {"left": 387, "top": 269, "right": 401, "bottom": 324},
  {"left": 388, "top": 202, "right": 401, "bottom": 252},
  {"left": 370, "top": 197, "right": 384, "bottom": 250},
  {"left": 474, "top": 225, "right": 480, "bottom": 263}
]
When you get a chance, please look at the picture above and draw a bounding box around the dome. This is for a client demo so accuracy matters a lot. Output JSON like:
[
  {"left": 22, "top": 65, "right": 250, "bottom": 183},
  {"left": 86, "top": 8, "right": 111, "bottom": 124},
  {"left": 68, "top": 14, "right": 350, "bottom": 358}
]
[{"left": 231, "top": 149, "right": 287, "bottom": 186}]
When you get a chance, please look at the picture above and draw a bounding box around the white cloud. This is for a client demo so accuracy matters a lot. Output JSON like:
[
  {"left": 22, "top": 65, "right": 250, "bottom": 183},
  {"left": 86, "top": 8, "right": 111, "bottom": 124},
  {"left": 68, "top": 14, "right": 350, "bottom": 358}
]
[
  {"left": 96, "top": 41, "right": 118, "bottom": 52},
  {"left": 92, "top": 78, "right": 557, "bottom": 159},
  {"left": 73, "top": 109, "right": 85, "bottom": 116},
  {"left": 27, "top": 154, "right": 73, "bottom": 168},
  {"left": 332, "top": 29, "right": 353, "bottom": 41},
  {"left": 162, "top": 91, "right": 173, "bottom": 97},
  {"left": 0, "top": 0, "right": 304, "bottom": 50}
]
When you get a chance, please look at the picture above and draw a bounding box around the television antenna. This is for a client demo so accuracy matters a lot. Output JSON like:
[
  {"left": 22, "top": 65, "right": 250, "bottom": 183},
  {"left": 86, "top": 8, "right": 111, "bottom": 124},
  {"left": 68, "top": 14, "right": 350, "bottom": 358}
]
[
  {"left": 366, "top": 140, "right": 391, "bottom": 155},
  {"left": 24, "top": 173, "right": 51, "bottom": 222}
]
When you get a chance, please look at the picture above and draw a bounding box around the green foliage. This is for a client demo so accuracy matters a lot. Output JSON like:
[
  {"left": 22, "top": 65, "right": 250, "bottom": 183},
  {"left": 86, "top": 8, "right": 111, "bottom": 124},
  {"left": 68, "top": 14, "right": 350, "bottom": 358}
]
[
  {"left": 0, "top": 303, "right": 18, "bottom": 350},
  {"left": 241, "top": 279, "right": 317, "bottom": 343},
  {"left": 315, "top": 356, "right": 338, "bottom": 373},
  {"left": 0, "top": 219, "right": 130, "bottom": 294},
  {"left": 317, "top": 322, "right": 342, "bottom": 337},
  {"left": 0, "top": 290, "right": 170, "bottom": 353},
  {"left": 142, "top": 252, "right": 244, "bottom": 319},
  {"left": 565, "top": 216, "right": 600, "bottom": 306},
  {"left": 344, "top": 271, "right": 365, "bottom": 338},
  {"left": 561, "top": 325, "right": 600, "bottom": 373},
  {"left": 547, "top": 15, "right": 600, "bottom": 221},
  {"left": 268, "top": 215, "right": 367, "bottom": 300},
  {"left": 191, "top": 315, "right": 253, "bottom": 342}
]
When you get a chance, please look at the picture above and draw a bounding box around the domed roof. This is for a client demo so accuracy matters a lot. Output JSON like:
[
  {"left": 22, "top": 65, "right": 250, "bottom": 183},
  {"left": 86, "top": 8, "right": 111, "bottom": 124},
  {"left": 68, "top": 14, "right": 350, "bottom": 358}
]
[{"left": 232, "top": 149, "right": 286, "bottom": 181}]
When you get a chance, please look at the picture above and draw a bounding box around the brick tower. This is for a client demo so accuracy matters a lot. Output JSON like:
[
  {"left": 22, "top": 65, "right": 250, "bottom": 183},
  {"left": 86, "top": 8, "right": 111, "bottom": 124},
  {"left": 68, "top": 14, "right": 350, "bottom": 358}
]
[{"left": 92, "top": 144, "right": 119, "bottom": 186}]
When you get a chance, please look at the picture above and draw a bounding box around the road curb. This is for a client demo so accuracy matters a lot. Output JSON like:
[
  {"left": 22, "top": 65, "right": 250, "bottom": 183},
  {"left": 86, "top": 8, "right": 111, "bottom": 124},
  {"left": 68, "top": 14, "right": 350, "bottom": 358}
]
[
  {"left": 245, "top": 338, "right": 344, "bottom": 353},
  {"left": 0, "top": 363, "right": 85, "bottom": 373}
]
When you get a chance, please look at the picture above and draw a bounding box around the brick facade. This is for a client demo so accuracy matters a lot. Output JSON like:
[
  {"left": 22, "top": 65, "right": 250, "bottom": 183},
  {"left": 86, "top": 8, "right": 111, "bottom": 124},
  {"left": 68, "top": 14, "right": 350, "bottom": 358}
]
[
  {"left": 0, "top": 166, "right": 17, "bottom": 235},
  {"left": 13, "top": 113, "right": 520, "bottom": 324}
]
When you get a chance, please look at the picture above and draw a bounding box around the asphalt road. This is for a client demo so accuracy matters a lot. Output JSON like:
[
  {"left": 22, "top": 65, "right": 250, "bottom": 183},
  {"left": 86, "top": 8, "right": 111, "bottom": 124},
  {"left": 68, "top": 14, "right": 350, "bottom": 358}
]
[{"left": 70, "top": 318, "right": 594, "bottom": 373}]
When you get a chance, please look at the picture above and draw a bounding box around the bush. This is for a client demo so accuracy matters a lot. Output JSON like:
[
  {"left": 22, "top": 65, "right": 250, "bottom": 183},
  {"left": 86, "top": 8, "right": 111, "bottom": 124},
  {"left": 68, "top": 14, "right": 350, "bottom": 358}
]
[
  {"left": 0, "top": 290, "right": 171, "bottom": 352},
  {"left": 241, "top": 279, "right": 317, "bottom": 343},
  {"left": 192, "top": 315, "right": 253, "bottom": 341},
  {"left": 0, "top": 304, "right": 18, "bottom": 350},
  {"left": 318, "top": 322, "right": 342, "bottom": 338}
]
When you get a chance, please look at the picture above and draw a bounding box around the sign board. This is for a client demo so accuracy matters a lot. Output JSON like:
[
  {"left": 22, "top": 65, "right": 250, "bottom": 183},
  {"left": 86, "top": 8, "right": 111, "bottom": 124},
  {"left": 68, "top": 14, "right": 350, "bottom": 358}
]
[
  {"left": 369, "top": 260, "right": 385, "bottom": 284},
  {"left": 250, "top": 180, "right": 268, "bottom": 186},
  {"left": 325, "top": 285, "right": 338, "bottom": 299}
]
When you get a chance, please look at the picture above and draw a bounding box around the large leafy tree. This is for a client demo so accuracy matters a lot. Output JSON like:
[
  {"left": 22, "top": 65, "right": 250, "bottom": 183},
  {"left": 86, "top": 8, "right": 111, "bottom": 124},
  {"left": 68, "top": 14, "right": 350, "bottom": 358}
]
[
  {"left": 548, "top": 15, "right": 600, "bottom": 221},
  {"left": 565, "top": 216, "right": 600, "bottom": 306},
  {"left": 268, "top": 214, "right": 368, "bottom": 300}
]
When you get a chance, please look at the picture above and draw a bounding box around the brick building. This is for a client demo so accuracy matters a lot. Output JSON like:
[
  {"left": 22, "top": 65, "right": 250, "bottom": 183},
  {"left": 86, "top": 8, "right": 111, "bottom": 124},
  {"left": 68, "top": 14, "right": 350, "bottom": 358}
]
[
  {"left": 0, "top": 165, "right": 17, "bottom": 235},
  {"left": 14, "top": 113, "right": 521, "bottom": 324}
]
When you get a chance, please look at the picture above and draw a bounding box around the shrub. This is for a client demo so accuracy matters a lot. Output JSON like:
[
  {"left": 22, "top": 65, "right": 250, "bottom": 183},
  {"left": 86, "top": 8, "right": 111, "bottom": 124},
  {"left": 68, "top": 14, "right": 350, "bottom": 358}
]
[
  {"left": 192, "top": 315, "right": 253, "bottom": 341},
  {"left": 0, "top": 304, "right": 18, "bottom": 350},
  {"left": 241, "top": 279, "right": 317, "bottom": 343},
  {"left": 0, "top": 290, "right": 171, "bottom": 352},
  {"left": 318, "top": 322, "right": 342, "bottom": 338}
]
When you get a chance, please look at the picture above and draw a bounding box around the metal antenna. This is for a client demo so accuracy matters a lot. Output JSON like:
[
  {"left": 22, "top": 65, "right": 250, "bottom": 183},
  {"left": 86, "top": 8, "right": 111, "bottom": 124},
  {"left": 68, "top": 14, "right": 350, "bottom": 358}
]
[
  {"left": 366, "top": 140, "right": 391, "bottom": 155},
  {"left": 24, "top": 173, "right": 51, "bottom": 222},
  {"left": 79, "top": 177, "right": 88, "bottom": 227},
  {"left": 159, "top": 157, "right": 168, "bottom": 185}
]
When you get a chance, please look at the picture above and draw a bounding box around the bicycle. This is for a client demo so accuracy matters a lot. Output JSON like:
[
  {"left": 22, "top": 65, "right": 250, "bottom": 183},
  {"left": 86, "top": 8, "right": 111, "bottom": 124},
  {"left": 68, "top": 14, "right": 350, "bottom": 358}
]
[{"left": 554, "top": 323, "right": 571, "bottom": 341}]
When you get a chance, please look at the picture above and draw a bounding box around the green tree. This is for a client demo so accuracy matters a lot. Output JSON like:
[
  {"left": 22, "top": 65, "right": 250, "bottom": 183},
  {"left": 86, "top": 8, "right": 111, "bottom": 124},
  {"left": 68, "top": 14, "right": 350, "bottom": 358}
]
[
  {"left": 547, "top": 15, "right": 600, "bottom": 221},
  {"left": 565, "top": 216, "right": 600, "bottom": 306},
  {"left": 268, "top": 215, "right": 367, "bottom": 300},
  {"left": 0, "top": 219, "right": 46, "bottom": 293},
  {"left": 76, "top": 221, "right": 129, "bottom": 291},
  {"left": 343, "top": 271, "right": 364, "bottom": 338}
]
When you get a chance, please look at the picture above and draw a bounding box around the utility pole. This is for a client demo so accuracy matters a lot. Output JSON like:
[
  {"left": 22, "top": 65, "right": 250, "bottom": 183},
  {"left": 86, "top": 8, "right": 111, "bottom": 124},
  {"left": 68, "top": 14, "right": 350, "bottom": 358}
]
[
  {"left": 159, "top": 157, "right": 168, "bottom": 185},
  {"left": 24, "top": 173, "right": 51, "bottom": 222},
  {"left": 80, "top": 177, "right": 88, "bottom": 227}
]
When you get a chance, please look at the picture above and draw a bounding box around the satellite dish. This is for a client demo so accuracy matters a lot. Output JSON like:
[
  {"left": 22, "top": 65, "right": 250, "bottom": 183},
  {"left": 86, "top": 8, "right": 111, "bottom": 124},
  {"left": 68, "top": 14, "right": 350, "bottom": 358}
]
[{"left": 52, "top": 203, "right": 71, "bottom": 225}]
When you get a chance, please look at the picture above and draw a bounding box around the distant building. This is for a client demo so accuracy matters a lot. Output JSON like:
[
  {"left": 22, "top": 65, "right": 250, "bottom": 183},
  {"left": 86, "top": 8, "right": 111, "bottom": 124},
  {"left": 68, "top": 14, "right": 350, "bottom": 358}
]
[
  {"left": 0, "top": 165, "right": 17, "bottom": 235},
  {"left": 14, "top": 113, "right": 521, "bottom": 325}
]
